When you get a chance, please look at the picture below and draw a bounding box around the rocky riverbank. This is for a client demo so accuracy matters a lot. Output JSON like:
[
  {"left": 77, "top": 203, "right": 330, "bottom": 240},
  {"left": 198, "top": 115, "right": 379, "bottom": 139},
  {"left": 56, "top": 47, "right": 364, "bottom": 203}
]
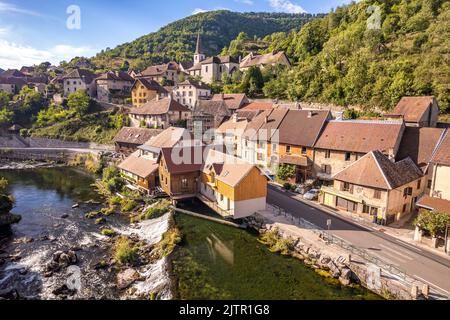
[
  {"left": 246, "top": 213, "right": 417, "bottom": 300},
  {"left": 0, "top": 160, "right": 65, "bottom": 170}
]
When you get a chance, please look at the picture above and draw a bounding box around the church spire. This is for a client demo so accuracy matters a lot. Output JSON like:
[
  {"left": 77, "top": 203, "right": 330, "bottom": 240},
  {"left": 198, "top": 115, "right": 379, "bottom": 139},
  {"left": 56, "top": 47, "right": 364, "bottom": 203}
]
[{"left": 195, "top": 32, "right": 203, "bottom": 54}]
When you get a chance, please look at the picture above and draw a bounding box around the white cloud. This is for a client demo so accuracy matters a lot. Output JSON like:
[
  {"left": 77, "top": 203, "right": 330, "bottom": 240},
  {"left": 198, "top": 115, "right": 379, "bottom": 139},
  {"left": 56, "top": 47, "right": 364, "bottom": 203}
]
[
  {"left": 192, "top": 8, "right": 208, "bottom": 15},
  {"left": 269, "top": 0, "right": 307, "bottom": 13},
  {"left": 0, "top": 40, "right": 96, "bottom": 69},
  {"left": 235, "top": 0, "right": 254, "bottom": 5},
  {"left": 0, "top": 1, "right": 41, "bottom": 16}
]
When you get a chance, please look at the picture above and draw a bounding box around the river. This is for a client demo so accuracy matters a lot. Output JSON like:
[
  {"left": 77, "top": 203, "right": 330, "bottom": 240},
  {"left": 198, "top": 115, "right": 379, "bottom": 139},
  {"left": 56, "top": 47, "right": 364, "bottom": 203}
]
[{"left": 0, "top": 168, "right": 380, "bottom": 300}]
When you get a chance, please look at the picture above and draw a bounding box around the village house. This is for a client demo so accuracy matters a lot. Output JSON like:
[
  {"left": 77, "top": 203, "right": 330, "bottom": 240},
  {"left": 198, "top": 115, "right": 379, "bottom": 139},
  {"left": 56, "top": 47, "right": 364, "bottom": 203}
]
[
  {"left": 158, "top": 145, "right": 268, "bottom": 218},
  {"left": 212, "top": 93, "right": 249, "bottom": 112},
  {"left": 128, "top": 96, "right": 191, "bottom": 129},
  {"left": 241, "top": 107, "right": 288, "bottom": 169},
  {"left": 395, "top": 127, "right": 446, "bottom": 194},
  {"left": 172, "top": 79, "right": 211, "bottom": 109},
  {"left": 62, "top": 68, "right": 97, "bottom": 97},
  {"left": 131, "top": 78, "right": 168, "bottom": 107},
  {"left": 239, "top": 51, "right": 291, "bottom": 72},
  {"left": 95, "top": 71, "right": 134, "bottom": 103},
  {"left": 187, "top": 99, "right": 231, "bottom": 140},
  {"left": 269, "top": 109, "right": 332, "bottom": 183},
  {"left": 113, "top": 127, "right": 163, "bottom": 156},
  {"left": 187, "top": 33, "right": 240, "bottom": 84},
  {"left": 118, "top": 127, "right": 192, "bottom": 193},
  {"left": 313, "top": 120, "right": 405, "bottom": 183},
  {"left": 0, "top": 77, "right": 27, "bottom": 94},
  {"left": 385, "top": 96, "right": 439, "bottom": 128},
  {"left": 139, "top": 61, "right": 181, "bottom": 85},
  {"left": 320, "top": 150, "right": 424, "bottom": 225},
  {"left": 215, "top": 113, "right": 249, "bottom": 157}
]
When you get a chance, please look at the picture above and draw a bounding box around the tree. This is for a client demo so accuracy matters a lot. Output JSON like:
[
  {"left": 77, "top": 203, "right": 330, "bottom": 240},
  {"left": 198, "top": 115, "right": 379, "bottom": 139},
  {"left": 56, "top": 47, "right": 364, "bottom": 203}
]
[
  {"left": 67, "top": 90, "right": 91, "bottom": 116},
  {"left": 277, "top": 164, "right": 296, "bottom": 181},
  {"left": 0, "top": 108, "right": 14, "bottom": 127},
  {"left": 414, "top": 210, "right": 450, "bottom": 237},
  {"left": 242, "top": 66, "right": 264, "bottom": 97},
  {"left": 0, "top": 91, "right": 10, "bottom": 108}
]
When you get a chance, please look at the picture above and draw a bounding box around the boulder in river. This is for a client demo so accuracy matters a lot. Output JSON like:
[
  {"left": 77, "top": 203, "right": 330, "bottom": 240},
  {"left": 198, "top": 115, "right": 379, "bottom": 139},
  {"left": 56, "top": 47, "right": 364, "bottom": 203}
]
[{"left": 117, "top": 268, "right": 140, "bottom": 290}]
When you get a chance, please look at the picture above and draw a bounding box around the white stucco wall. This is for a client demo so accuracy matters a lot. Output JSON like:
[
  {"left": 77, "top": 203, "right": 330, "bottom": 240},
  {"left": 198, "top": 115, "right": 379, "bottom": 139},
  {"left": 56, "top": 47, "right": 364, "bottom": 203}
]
[{"left": 234, "top": 197, "right": 267, "bottom": 219}]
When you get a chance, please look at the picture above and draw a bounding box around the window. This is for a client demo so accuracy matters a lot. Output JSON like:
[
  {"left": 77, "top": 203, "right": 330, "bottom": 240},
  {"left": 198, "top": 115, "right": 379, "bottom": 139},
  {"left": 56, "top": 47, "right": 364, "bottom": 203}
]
[
  {"left": 181, "top": 178, "right": 188, "bottom": 188},
  {"left": 272, "top": 143, "right": 278, "bottom": 153},
  {"left": 374, "top": 190, "right": 382, "bottom": 199},
  {"left": 286, "top": 145, "right": 292, "bottom": 154},
  {"left": 417, "top": 179, "right": 421, "bottom": 190},
  {"left": 403, "top": 187, "right": 412, "bottom": 197},
  {"left": 220, "top": 194, "right": 224, "bottom": 201},
  {"left": 325, "top": 150, "right": 331, "bottom": 159},
  {"left": 427, "top": 179, "right": 432, "bottom": 189},
  {"left": 301, "top": 147, "right": 307, "bottom": 155},
  {"left": 206, "top": 66, "right": 209, "bottom": 73},
  {"left": 402, "top": 204, "right": 407, "bottom": 213},
  {"left": 345, "top": 152, "right": 351, "bottom": 161},
  {"left": 321, "top": 164, "right": 331, "bottom": 174}
]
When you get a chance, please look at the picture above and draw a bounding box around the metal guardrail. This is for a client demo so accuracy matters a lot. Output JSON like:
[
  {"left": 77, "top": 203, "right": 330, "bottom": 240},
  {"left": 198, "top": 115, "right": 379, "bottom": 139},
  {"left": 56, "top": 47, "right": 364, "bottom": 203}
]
[{"left": 266, "top": 204, "right": 408, "bottom": 280}]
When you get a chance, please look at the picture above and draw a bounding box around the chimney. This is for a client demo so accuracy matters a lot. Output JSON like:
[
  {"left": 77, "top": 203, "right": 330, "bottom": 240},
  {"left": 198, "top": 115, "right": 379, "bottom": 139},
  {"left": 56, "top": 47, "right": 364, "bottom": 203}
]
[
  {"left": 308, "top": 111, "right": 313, "bottom": 118},
  {"left": 232, "top": 113, "right": 238, "bottom": 123},
  {"left": 295, "top": 101, "right": 301, "bottom": 110},
  {"left": 265, "top": 115, "right": 269, "bottom": 124},
  {"left": 388, "top": 148, "right": 395, "bottom": 161},
  {"left": 156, "top": 94, "right": 160, "bottom": 101},
  {"left": 221, "top": 93, "right": 224, "bottom": 100},
  {"left": 335, "top": 111, "right": 343, "bottom": 121}
]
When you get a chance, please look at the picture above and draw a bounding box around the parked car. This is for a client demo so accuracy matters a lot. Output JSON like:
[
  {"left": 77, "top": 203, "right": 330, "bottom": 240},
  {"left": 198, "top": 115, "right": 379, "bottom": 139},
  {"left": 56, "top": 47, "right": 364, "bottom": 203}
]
[
  {"left": 303, "top": 189, "right": 320, "bottom": 200},
  {"left": 294, "top": 185, "right": 312, "bottom": 195}
]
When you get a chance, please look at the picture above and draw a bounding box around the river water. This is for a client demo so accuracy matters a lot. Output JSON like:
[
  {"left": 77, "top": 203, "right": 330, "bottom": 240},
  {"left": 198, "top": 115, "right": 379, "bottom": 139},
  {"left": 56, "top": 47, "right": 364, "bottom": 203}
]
[{"left": 0, "top": 168, "right": 380, "bottom": 300}]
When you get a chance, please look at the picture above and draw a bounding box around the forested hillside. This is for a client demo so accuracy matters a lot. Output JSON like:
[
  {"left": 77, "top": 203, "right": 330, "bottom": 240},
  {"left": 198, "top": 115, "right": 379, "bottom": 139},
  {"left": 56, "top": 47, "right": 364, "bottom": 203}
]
[
  {"left": 88, "top": 10, "right": 320, "bottom": 71},
  {"left": 259, "top": 0, "right": 449, "bottom": 111}
]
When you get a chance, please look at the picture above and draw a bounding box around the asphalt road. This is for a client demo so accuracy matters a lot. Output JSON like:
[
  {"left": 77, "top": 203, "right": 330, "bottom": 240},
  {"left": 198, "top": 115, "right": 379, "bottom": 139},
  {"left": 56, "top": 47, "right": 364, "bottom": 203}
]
[{"left": 267, "top": 185, "right": 450, "bottom": 298}]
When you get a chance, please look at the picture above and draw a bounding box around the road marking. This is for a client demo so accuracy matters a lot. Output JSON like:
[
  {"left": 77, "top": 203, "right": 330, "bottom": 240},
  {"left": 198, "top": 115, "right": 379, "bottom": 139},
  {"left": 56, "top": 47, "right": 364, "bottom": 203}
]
[
  {"left": 413, "top": 275, "right": 450, "bottom": 295},
  {"left": 379, "top": 244, "right": 414, "bottom": 261},
  {"left": 375, "top": 249, "right": 407, "bottom": 264},
  {"left": 370, "top": 252, "right": 401, "bottom": 267},
  {"left": 395, "top": 239, "right": 423, "bottom": 252}
]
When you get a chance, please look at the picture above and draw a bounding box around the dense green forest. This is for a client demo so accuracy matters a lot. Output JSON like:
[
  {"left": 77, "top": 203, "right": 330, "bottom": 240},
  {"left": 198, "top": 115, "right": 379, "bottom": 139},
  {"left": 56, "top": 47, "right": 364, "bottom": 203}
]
[
  {"left": 256, "top": 0, "right": 449, "bottom": 111},
  {"left": 87, "top": 11, "right": 320, "bottom": 71}
]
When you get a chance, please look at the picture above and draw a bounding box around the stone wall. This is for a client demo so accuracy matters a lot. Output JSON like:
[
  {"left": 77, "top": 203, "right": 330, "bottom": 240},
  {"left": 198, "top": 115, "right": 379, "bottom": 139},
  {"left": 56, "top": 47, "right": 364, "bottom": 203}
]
[{"left": 245, "top": 213, "right": 425, "bottom": 300}]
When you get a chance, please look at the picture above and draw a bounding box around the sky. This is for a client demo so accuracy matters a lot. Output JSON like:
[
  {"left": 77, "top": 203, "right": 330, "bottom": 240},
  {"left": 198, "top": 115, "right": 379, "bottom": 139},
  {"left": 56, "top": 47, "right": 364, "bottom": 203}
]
[{"left": 0, "top": 0, "right": 356, "bottom": 69}]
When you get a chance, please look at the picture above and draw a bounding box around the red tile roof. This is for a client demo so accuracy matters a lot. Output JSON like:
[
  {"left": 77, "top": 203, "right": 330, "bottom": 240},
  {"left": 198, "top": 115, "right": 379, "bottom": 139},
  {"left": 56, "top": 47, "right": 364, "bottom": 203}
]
[
  {"left": 212, "top": 93, "right": 248, "bottom": 110},
  {"left": 113, "top": 127, "right": 163, "bottom": 145},
  {"left": 431, "top": 130, "right": 450, "bottom": 166},
  {"left": 314, "top": 120, "right": 404, "bottom": 154},
  {"left": 129, "top": 97, "right": 190, "bottom": 115},
  {"left": 241, "top": 102, "right": 274, "bottom": 111},
  {"left": 333, "top": 151, "right": 423, "bottom": 190},
  {"left": 416, "top": 196, "right": 450, "bottom": 214},
  {"left": 387, "top": 96, "right": 436, "bottom": 123}
]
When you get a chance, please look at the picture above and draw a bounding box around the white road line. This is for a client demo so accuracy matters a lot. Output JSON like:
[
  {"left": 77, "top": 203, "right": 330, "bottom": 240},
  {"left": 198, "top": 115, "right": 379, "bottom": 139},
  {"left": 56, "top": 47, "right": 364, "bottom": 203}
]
[
  {"left": 395, "top": 239, "right": 423, "bottom": 252},
  {"left": 370, "top": 252, "right": 401, "bottom": 267},
  {"left": 375, "top": 249, "right": 407, "bottom": 264},
  {"left": 413, "top": 275, "right": 450, "bottom": 295},
  {"left": 379, "top": 244, "right": 414, "bottom": 261}
]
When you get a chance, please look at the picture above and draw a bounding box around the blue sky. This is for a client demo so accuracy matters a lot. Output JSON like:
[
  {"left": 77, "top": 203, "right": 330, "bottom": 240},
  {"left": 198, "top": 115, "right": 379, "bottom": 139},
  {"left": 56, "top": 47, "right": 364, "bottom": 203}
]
[{"left": 0, "top": 0, "right": 355, "bottom": 69}]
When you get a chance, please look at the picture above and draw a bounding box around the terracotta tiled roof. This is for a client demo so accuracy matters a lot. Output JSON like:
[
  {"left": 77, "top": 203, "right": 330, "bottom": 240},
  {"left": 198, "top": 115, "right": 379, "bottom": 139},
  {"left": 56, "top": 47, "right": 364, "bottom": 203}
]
[
  {"left": 141, "top": 127, "right": 191, "bottom": 149},
  {"left": 216, "top": 118, "right": 248, "bottom": 133},
  {"left": 431, "top": 130, "right": 450, "bottom": 166},
  {"left": 333, "top": 150, "right": 423, "bottom": 190},
  {"left": 387, "top": 96, "right": 436, "bottom": 123},
  {"left": 278, "top": 110, "right": 331, "bottom": 147},
  {"left": 160, "top": 146, "right": 205, "bottom": 174},
  {"left": 62, "top": 68, "right": 97, "bottom": 84},
  {"left": 235, "top": 110, "right": 262, "bottom": 121},
  {"left": 129, "top": 97, "right": 190, "bottom": 115},
  {"left": 113, "top": 127, "right": 163, "bottom": 145},
  {"left": 240, "top": 51, "right": 290, "bottom": 69},
  {"left": 241, "top": 102, "right": 274, "bottom": 111},
  {"left": 243, "top": 108, "right": 289, "bottom": 141},
  {"left": 140, "top": 61, "right": 178, "bottom": 77},
  {"left": 416, "top": 195, "right": 450, "bottom": 214},
  {"left": 194, "top": 100, "right": 231, "bottom": 117},
  {"left": 96, "top": 71, "right": 134, "bottom": 82},
  {"left": 212, "top": 93, "right": 248, "bottom": 110},
  {"left": 118, "top": 151, "right": 159, "bottom": 178},
  {"left": 133, "top": 78, "right": 167, "bottom": 93},
  {"left": 314, "top": 120, "right": 404, "bottom": 154},
  {"left": 396, "top": 127, "right": 446, "bottom": 171},
  {"left": 280, "top": 155, "right": 309, "bottom": 167},
  {"left": 177, "top": 79, "right": 210, "bottom": 90}
]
